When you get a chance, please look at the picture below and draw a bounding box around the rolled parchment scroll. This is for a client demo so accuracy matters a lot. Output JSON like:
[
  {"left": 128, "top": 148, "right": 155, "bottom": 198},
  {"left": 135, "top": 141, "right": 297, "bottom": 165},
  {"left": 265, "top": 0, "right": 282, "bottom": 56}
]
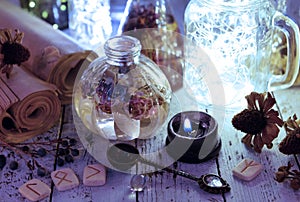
[
  {"left": 0, "top": 1, "right": 98, "bottom": 104},
  {"left": 0, "top": 66, "right": 61, "bottom": 143}
]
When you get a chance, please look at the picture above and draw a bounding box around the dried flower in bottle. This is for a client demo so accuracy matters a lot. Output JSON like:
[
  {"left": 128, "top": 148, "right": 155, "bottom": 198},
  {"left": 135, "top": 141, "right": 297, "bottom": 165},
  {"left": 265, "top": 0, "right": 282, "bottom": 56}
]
[
  {"left": 231, "top": 92, "right": 284, "bottom": 153},
  {"left": 0, "top": 29, "right": 30, "bottom": 78},
  {"left": 278, "top": 114, "right": 300, "bottom": 154},
  {"left": 128, "top": 85, "right": 164, "bottom": 120}
]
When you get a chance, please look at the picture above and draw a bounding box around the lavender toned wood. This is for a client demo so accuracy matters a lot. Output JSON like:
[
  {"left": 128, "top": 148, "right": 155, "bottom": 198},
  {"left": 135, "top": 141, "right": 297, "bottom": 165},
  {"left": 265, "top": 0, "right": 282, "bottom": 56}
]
[
  {"left": 50, "top": 87, "right": 300, "bottom": 202},
  {"left": 1, "top": 88, "right": 300, "bottom": 201}
]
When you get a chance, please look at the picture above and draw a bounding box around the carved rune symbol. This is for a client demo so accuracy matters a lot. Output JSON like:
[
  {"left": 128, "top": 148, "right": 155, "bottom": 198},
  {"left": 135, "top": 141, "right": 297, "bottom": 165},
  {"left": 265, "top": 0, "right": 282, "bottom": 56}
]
[
  {"left": 240, "top": 160, "right": 260, "bottom": 173},
  {"left": 26, "top": 183, "right": 40, "bottom": 196},
  {"left": 86, "top": 165, "right": 101, "bottom": 179},
  {"left": 54, "top": 171, "right": 72, "bottom": 185}
]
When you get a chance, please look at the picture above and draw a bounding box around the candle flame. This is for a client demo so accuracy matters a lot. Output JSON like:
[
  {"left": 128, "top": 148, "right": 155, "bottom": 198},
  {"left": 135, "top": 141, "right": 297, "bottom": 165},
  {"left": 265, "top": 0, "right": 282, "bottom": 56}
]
[{"left": 183, "top": 118, "right": 192, "bottom": 133}]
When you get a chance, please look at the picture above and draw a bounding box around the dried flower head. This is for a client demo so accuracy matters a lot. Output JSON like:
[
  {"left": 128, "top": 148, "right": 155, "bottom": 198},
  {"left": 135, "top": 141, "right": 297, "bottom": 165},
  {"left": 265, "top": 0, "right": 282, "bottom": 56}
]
[
  {"left": 0, "top": 29, "right": 30, "bottom": 78},
  {"left": 278, "top": 114, "right": 300, "bottom": 154},
  {"left": 275, "top": 161, "right": 300, "bottom": 190},
  {"left": 232, "top": 92, "right": 284, "bottom": 153}
]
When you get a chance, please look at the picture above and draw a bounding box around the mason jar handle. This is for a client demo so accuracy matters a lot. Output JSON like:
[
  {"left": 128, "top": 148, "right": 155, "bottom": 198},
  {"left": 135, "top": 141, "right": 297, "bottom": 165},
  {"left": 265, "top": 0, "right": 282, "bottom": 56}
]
[{"left": 269, "top": 11, "right": 300, "bottom": 91}]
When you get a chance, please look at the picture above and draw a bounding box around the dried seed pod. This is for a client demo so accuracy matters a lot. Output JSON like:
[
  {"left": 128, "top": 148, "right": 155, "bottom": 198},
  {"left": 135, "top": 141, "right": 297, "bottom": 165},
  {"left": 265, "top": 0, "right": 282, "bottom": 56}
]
[
  {"left": 0, "top": 29, "right": 30, "bottom": 78},
  {"left": 279, "top": 115, "right": 300, "bottom": 155},
  {"left": 232, "top": 109, "right": 266, "bottom": 134},
  {"left": 279, "top": 128, "right": 300, "bottom": 154}
]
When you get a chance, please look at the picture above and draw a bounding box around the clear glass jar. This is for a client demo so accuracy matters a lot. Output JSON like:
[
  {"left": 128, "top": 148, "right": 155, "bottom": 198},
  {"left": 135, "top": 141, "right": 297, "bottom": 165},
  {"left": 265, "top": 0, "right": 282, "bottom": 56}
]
[
  {"left": 74, "top": 36, "right": 172, "bottom": 141},
  {"left": 184, "top": 0, "right": 299, "bottom": 110},
  {"left": 270, "top": 0, "right": 300, "bottom": 86},
  {"left": 118, "top": 0, "right": 183, "bottom": 91},
  {"left": 68, "top": 0, "right": 112, "bottom": 49}
]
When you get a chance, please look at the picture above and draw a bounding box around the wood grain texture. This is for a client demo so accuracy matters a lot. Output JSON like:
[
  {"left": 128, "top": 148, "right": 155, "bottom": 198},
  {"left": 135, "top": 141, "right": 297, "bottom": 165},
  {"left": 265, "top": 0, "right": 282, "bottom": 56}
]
[
  {"left": 0, "top": 123, "right": 61, "bottom": 202},
  {"left": 2, "top": 88, "right": 300, "bottom": 202}
]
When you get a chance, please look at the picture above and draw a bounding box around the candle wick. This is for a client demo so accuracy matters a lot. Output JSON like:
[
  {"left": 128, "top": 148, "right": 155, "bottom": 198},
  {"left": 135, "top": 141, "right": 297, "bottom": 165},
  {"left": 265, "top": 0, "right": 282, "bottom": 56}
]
[{"left": 187, "top": 130, "right": 197, "bottom": 137}]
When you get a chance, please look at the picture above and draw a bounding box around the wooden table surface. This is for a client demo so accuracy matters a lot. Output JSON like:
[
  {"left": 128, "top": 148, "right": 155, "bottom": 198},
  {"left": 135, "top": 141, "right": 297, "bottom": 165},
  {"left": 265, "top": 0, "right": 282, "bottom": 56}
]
[
  {"left": 2, "top": 0, "right": 300, "bottom": 202},
  {"left": 1, "top": 85, "right": 300, "bottom": 202}
]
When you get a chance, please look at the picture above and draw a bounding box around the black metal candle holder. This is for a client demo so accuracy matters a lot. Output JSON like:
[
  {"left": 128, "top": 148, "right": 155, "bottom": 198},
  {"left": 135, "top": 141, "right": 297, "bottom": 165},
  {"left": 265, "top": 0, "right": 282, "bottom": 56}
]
[{"left": 166, "top": 111, "right": 221, "bottom": 163}]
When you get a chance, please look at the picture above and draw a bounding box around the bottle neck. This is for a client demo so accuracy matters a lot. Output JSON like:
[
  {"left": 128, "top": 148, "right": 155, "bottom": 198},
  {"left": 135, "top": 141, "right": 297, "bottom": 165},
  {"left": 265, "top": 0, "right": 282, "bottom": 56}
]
[{"left": 105, "top": 36, "right": 141, "bottom": 67}]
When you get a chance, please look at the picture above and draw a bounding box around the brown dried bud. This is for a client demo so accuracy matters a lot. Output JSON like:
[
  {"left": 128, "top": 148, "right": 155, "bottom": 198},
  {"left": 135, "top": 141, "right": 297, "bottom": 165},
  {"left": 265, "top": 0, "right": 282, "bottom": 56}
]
[
  {"left": 278, "top": 165, "right": 289, "bottom": 172},
  {"left": 275, "top": 171, "right": 286, "bottom": 182},
  {"left": 266, "top": 143, "right": 273, "bottom": 149},
  {"left": 290, "top": 178, "right": 300, "bottom": 190}
]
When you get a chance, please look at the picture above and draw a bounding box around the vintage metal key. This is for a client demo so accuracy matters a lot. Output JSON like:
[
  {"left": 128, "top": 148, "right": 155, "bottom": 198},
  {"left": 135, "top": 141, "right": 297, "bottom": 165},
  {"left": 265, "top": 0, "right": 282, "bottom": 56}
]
[{"left": 107, "top": 143, "right": 230, "bottom": 194}]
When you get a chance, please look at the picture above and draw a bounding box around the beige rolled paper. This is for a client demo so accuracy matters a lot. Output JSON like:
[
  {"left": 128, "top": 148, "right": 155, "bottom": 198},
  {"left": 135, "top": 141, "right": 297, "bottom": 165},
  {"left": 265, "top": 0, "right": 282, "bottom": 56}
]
[
  {"left": 0, "top": 1, "right": 98, "bottom": 104},
  {"left": 0, "top": 66, "right": 61, "bottom": 143},
  {"left": 31, "top": 47, "right": 96, "bottom": 104}
]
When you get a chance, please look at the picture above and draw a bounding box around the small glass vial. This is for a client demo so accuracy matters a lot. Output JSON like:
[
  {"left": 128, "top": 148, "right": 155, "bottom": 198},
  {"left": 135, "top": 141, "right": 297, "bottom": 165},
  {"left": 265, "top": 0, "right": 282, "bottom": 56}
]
[{"left": 74, "top": 36, "right": 172, "bottom": 141}]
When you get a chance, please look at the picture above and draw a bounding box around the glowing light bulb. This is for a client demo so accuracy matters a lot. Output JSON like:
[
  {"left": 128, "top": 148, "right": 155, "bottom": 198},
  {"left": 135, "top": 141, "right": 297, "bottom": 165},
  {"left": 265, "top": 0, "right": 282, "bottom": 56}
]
[
  {"left": 52, "top": 24, "right": 59, "bottom": 29},
  {"left": 28, "top": 1, "right": 36, "bottom": 8},
  {"left": 41, "top": 11, "right": 48, "bottom": 19}
]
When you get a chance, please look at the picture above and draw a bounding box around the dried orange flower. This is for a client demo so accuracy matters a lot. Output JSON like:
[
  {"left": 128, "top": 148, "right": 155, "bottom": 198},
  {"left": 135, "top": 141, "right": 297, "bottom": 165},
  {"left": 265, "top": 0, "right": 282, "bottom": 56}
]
[
  {"left": 0, "top": 29, "right": 30, "bottom": 78},
  {"left": 232, "top": 92, "right": 284, "bottom": 153},
  {"left": 278, "top": 114, "right": 300, "bottom": 154}
]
